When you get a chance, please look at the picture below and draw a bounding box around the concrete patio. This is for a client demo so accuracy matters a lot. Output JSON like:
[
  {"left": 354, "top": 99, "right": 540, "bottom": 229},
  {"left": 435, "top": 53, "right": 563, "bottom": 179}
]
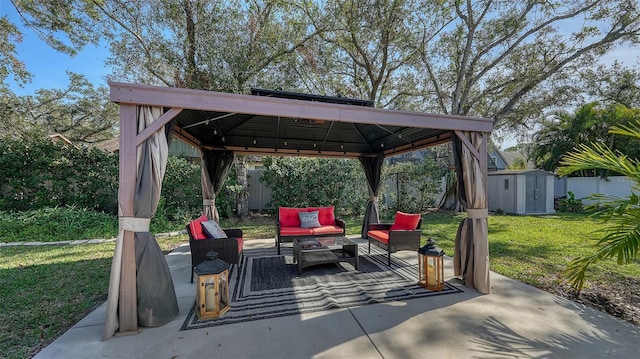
[{"left": 35, "top": 238, "right": 639, "bottom": 358}]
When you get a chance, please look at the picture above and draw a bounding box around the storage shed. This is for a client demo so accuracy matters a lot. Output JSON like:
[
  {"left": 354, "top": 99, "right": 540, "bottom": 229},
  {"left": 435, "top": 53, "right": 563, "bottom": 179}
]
[{"left": 488, "top": 169, "right": 555, "bottom": 215}]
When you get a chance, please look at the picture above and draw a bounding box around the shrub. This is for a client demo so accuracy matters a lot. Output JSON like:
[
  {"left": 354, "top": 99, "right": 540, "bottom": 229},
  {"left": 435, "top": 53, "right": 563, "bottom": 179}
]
[
  {"left": 556, "top": 191, "right": 584, "bottom": 213},
  {"left": 260, "top": 154, "right": 446, "bottom": 218},
  {"left": 0, "top": 135, "right": 118, "bottom": 212},
  {"left": 380, "top": 158, "right": 444, "bottom": 216},
  {"left": 0, "top": 135, "right": 237, "bottom": 222},
  {"left": 156, "top": 155, "right": 237, "bottom": 222},
  {"left": 260, "top": 157, "right": 367, "bottom": 215}
]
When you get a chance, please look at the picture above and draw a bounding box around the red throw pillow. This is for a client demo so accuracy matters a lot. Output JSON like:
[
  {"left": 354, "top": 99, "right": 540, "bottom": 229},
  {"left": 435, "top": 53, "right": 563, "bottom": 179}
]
[
  {"left": 390, "top": 211, "right": 421, "bottom": 231},
  {"left": 188, "top": 215, "right": 209, "bottom": 240}
]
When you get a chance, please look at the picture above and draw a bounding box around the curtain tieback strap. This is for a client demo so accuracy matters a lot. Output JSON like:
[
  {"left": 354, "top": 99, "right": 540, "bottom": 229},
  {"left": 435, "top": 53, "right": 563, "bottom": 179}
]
[
  {"left": 466, "top": 209, "right": 488, "bottom": 219},
  {"left": 119, "top": 217, "right": 151, "bottom": 232},
  {"left": 203, "top": 199, "right": 215, "bottom": 206},
  {"left": 369, "top": 195, "right": 378, "bottom": 202}
]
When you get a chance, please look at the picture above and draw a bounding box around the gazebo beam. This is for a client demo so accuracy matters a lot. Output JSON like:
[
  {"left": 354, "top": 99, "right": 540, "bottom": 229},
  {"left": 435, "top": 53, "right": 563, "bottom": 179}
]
[
  {"left": 136, "top": 107, "right": 183, "bottom": 146},
  {"left": 110, "top": 82, "right": 493, "bottom": 133},
  {"left": 455, "top": 130, "right": 481, "bottom": 160}
]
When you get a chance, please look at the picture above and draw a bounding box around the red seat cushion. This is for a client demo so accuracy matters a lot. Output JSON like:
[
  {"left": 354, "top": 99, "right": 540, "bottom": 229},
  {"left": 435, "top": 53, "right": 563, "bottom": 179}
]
[
  {"left": 311, "top": 225, "right": 343, "bottom": 235},
  {"left": 279, "top": 227, "right": 314, "bottom": 236},
  {"left": 367, "top": 230, "right": 390, "bottom": 244},
  {"left": 279, "top": 207, "right": 307, "bottom": 227},
  {"left": 307, "top": 206, "right": 335, "bottom": 226},
  {"left": 188, "top": 215, "right": 209, "bottom": 240},
  {"left": 390, "top": 211, "right": 421, "bottom": 231}
]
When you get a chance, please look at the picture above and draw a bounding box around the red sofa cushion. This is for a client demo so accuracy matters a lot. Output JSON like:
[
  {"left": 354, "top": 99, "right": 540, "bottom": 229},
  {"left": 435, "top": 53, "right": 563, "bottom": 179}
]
[
  {"left": 188, "top": 215, "right": 209, "bottom": 240},
  {"left": 279, "top": 207, "right": 308, "bottom": 227},
  {"left": 311, "top": 225, "right": 343, "bottom": 235},
  {"left": 367, "top": 230, "right": 390, "bottom": 244},
  {"left": 390, "top": 211, "right": 421, "bottom": 231},
  {"left": 307, "top": 206, "right": 335, "bottom": 226},
  {"left": 279, "top": 227, "right": 314, "bottom": 236}
]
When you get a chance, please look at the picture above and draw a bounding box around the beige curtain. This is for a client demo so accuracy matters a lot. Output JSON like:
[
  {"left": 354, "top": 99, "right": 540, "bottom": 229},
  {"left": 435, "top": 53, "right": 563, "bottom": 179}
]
[
  {"left": 201, "top": 149, "right": 235, "bottom": 222},
  {"left": 453, "top": 131, "right": 490, "bottom": 294},
  {"left": 103, "top": 106, "right": 178, "bottom": 339}
]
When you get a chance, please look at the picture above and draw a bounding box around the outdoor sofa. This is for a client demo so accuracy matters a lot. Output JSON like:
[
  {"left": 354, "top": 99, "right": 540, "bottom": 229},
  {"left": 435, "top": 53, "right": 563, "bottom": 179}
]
[{"left": 276, "top": 206, "right": 346, "bottom": 254}]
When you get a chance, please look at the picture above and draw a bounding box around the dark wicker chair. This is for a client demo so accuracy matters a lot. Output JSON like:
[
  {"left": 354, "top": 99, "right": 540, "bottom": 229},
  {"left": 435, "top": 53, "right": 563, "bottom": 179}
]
[
  {"left": 186, "top": 225, "right": 243, "bottom": 283},
  {"left": 368, "top": 218, "right": 422, "bottom": 266}
]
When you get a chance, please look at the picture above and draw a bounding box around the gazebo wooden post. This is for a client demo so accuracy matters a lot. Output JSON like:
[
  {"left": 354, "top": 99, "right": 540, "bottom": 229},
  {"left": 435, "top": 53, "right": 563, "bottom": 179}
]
[{"left": 118, "top": 104, "right": 138, "bottom": 333}]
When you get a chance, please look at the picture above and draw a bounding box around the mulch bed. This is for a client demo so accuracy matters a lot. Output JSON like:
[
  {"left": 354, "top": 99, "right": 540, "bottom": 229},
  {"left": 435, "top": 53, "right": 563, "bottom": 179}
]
[{"left": 545, "top": 277, "right": 640, "bottom": 326}]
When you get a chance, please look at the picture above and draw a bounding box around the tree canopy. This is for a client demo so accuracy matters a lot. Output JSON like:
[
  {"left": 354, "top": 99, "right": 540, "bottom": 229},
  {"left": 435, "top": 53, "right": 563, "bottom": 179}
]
[
  {"left": 529, "top": 102, "right": 640, "bottom": 176},
  {"left": 5, "top": 0, "right": 639, "bottom": 137},
  {"left": 0, "top": 72, "right": 118, "bottom": 144}
]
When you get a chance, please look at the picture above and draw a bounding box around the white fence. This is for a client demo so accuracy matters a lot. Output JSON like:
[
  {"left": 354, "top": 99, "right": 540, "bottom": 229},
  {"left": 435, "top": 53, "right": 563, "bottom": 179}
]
[{"left": 554, "top": 176, "right": 636, "bottom": 204}]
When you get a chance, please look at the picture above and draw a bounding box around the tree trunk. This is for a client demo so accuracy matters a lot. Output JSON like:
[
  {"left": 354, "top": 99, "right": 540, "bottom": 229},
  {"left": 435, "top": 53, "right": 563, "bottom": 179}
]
[{"left": 235, "top": 155, "right": 250, "bottom": 218}]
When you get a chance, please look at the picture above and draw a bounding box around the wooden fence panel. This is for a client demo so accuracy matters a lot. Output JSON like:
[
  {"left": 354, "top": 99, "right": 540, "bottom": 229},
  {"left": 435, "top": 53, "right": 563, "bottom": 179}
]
[{"left": 247, "top": 169, "right": 273, "bottom": 210}]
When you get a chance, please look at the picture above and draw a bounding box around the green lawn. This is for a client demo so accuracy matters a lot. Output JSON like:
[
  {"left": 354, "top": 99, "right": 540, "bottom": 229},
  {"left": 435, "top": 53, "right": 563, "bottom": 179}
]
[{"left": 1, "top": 211, "right": 639, "bottom": 358}]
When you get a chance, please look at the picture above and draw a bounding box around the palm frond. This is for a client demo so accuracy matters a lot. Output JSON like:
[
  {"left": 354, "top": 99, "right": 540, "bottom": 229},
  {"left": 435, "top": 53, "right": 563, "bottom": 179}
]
[
  {"left": 585, "top": 191, "right": 640, "bottom": 220},
  {"left": 566, "top": 207, "right": 640, "bottom": 290},
  {"left": 609, "top": 120, "right": 640, "bottom": 140},
  {"left": 557, "top": 142, "right": 639, "bottom": 179},
  {"left": 566, "top": 253, "right": 599, "bottom": 291},
  {"left": 560, "top": 121, "right": 640, "bottom": 291}
]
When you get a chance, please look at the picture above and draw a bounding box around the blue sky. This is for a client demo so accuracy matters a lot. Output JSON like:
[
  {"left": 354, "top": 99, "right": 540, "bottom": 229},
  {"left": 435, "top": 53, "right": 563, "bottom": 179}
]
[{"left": 2, "top": 2, "right": 111, "bottom": 95}]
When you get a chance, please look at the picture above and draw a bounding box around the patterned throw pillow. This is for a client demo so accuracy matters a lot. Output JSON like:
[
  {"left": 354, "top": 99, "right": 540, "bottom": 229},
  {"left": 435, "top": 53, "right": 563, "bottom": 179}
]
[
  {"left": 299, "top": 210, "right": 321, "bottom": 228},
  {"left": 201, "top": 220, "right": 228, "bottom": 239}
]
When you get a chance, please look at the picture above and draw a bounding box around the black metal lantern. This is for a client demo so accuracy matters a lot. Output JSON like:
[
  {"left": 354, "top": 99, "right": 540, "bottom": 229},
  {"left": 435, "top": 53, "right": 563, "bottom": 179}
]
[
  {"left": 417, "top": 238, "right": 445, "bottom": 291},
  {"left": 194, "top": 251, "right": 230, "bottom": 319}
]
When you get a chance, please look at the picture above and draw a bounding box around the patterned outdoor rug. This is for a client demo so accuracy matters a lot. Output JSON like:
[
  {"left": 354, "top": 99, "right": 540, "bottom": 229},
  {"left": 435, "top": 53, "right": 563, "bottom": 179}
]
[{"left": 180, "top": 244, "right": 462, "bottom": 331}]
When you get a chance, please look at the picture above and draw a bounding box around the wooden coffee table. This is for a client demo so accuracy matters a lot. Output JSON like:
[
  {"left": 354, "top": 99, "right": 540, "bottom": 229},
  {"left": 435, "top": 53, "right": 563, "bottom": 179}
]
[{"left": 292, "top": 236, "right": 359, "bottom": 274}]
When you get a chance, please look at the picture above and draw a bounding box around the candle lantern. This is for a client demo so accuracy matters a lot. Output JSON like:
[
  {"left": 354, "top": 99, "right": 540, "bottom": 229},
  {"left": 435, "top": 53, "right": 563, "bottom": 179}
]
[
  {"left": 417, "top": 238, "right": 445, "bottom": 291},
  {"left": 194, "top": 251, "right": 230, "bottom": 319}
]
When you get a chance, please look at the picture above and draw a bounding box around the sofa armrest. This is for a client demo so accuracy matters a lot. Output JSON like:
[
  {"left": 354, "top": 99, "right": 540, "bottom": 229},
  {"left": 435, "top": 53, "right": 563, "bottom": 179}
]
[
  {"left": 368, "top": 223, "right": 393, "bottom": 231},
  {"left": 388, "top": 229, "right": 421, "bottom": 237},
  {"left": 223, "top": 228, "right": 243, "bottom": 238},
  {"left": 335, "top": 218, "right": 346, "bottom": 230},
  {"left": 387, "top": 229, "right": 422, "bottom": 251},
  {"left": 189, "top": 237, "right": 241, "bottom": 266}
]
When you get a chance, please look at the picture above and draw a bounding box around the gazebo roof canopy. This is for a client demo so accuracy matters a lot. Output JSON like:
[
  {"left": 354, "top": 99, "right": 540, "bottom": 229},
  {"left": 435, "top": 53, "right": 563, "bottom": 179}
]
[{"left": 110, "top": 82, "right": 493, "bottom": 158}]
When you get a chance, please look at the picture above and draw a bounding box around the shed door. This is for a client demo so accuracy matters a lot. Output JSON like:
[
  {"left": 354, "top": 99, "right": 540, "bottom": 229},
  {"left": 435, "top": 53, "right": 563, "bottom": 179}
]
[{"left": 525, "top": 175, "right": 546, "bottom": 213}]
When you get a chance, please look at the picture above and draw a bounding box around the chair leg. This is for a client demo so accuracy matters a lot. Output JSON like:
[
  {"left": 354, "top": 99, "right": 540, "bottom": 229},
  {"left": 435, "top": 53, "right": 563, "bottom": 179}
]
[
  {"left": 277, "top": 239, "right": 281, "bottom": 255},
  {"left": 190, "top": 267, "right": 194, "bottom": 283},
  {"left": 387, "top": 251, "right": 391, "bottom": 266},
  {"left": 368, "top": 240, "right": 371, "bottom": 254}
]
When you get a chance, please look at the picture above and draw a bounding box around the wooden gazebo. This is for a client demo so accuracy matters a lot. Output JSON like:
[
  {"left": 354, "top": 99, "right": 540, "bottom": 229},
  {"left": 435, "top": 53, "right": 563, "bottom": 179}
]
[{"left": 104, "top": 82, "right": 494, "bottom": 339}]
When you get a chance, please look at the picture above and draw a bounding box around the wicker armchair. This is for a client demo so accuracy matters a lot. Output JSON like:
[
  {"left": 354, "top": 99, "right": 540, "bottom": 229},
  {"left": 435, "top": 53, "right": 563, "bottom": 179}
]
[
  {"left": 186, "top": 225, "right": 243, "bottom": 283},
  {"left": 367, "top": 213, "right": 422, "bottom": 266}
]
